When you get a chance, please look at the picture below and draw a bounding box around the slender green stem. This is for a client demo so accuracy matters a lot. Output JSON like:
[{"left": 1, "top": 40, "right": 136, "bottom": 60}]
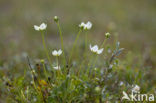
[
  {"left": 86, "top": 54, "right": 95, "bottom": 75},
  {"left": 92, "top": 55, "right": 98, "bottom": 67},
  {"left": 32, "top": 79, "right": 40, "bottom": 95},
  {"left": 56, "top": 57, "right": 60, "bottom": 77},
  {"left": 78, "top": 31, "right": 89, "bottom": 77},
  {"left": 57, "top": 57, "right": 59, "bottom": 68},
  {"left": 26, "top": 87, "right": 29, "bottom": 100},
  {"left": 82, "top": 31, "right": 89, "bottom": 67},
  {"left": 41, "top": 31, "right": 52, "bottom": 65},
  {"left": 100, "top": 39, "right": 107, "bottom": 48},
  {"left": 85, "top": 32, "right": 88, "bottom": 52},
  {"left": 90, "top": 55, "right": 98, "bottom": 77},
  {"left": 69, "top": 29, "right": 82, "bottom": 64},
  {"left": 42, "top": 63, "right": 48, "bottom": 81},
  {"left": 42, "top": 63, "right": 53, "bottom": 88},
  {"left": 41, "top": 31, "right": 55, "bottom": 78},
  {"left": 56, "top": 22, "right": 66, "bottom": 64}
]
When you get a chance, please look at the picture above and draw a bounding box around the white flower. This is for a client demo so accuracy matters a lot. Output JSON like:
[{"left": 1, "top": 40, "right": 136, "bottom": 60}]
[
  {"left": 53, "top": 66, "right": 61, "bottom": 70},
  {"left": 79, "top": 21, "right": 92, "bottom": 30},
  {"left": 34, "top": 23, "right": 47, "bottom": 31},
  {"left": 132, "top": 85, "right": 140, "bottom": 92},
  {"left": 52, "top": 49, "right": 62, "bottom": 56},
  {"left": 90, "top": 44, "right": 103, "bottom": 54},
  {"left": 34, "top": 25, "right": 40, "bottom": 31}
]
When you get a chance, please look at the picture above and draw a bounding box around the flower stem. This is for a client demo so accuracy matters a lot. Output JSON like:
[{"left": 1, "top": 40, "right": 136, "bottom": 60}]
[
  {"left": 42, "top": 63, "right": 50, "bottom": 84},
  {"left": 56, "top": 57, "right": 60, "bottom": 77},
  {"left": 86, "top": 54, "right": 95, "bottom": 75},
  {"left": 41, "top": 32, "right": 52, "bottom": 65},
  {"left": 85, "top": 32, "right": 88, "bottom": 52},
  {"left": 69, "top": 29, "right": 82, "bottom": 64},
  {"left": 100, "top": 39, "right": 107, "bottom": 48},
  {"left": 43, "top": 64, "right": 48, "bottom": 78},
  {"left": 56, "top": 22, "right": 66, "bottom": 65}
]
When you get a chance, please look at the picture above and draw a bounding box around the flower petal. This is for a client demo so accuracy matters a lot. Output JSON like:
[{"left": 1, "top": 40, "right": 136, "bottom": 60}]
[
  {"left": 92, "top": 45, "right": 98, "bottom": 52},
  {"left": 97, "top": 48, "right": 103, "bottom": 54},
  {"left": 86, "top": 21, "right": 92, "bottom": 29},
  {"left": 58, "top": 49, "right": 62, "bottom": 55},
  {"left": 52, "top": 50, "right": 58, "bottom": 56},
  {"left": 79, "top": 22, "right": 85, "bottom": 28},
  {"left": 40, "top": 23, "right": 47, "bottom": 30},
  {"left": 34, "top": 25, "right": 40, "bottom": 31},
  {"left": 89, "top": 44, "right": 93, "bottom": 51}
]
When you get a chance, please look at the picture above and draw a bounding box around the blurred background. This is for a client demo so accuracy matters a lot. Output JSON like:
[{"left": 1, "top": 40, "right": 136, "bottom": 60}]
[{"left": 0, "top": 0, "right": 155, "bottom": 67}]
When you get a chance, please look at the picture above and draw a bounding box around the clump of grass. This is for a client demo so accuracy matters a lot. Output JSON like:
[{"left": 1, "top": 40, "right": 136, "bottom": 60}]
[{"left": 0, "top": 16, "right": 154, "bottom": 103}]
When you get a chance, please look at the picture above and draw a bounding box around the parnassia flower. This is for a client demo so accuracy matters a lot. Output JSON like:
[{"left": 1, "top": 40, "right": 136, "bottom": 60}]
[
  {"left": 34, "top": 23, "right": 47, "bottom": 31},
  {"left": 79, "top": 21, "right": 92, "bottom": 30},
  {"left": 52, "top": 49, "right": 62, "bottom": 56},
  {"left": 53, "top": 66, "right": 61, "bottom": 70},
  {"left": 90, "top": 44, "right": 103, "bottom": 54}
]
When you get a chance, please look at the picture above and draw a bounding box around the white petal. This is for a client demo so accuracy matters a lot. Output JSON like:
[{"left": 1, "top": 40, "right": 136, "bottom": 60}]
[
  {"left": 52, "top": 50, "right": 58, "bottom": 56},
  {"left": 79, "top": 22, "right": 85, "bottom": 27},
  {"left": 86, "top": 21, "right": 92, "bottom": 29},
  {"left": 92, "top": 45, "right": 98, "bottom": 52},
  {"left": 89, "top": 44, "right": 93, "bottom": 51},
  {"left": 84, "top": 25, "right": 88, "bottom": 30},
  {"left": 97, "top": 48, "right": 103, "bottom": 54},
  {"left": 58, "top": 49, "right": 62, "bottom": 55},
  {"left": 34, "top": 25, "right": 40, "bottom": 31},
  {"left": 40, "top": 23, "right": 47, "bottom": 30}
]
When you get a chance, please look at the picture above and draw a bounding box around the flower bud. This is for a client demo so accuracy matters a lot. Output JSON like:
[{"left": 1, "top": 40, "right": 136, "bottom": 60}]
[
  {"left": 40, "top": 59, "right": 45, "bottom": 63},
  {"left": 54, "top": 16, "right": 59, "bottom": 23},
  {"left": 105, "top": 32, "right": 111, "bottom": 38}
]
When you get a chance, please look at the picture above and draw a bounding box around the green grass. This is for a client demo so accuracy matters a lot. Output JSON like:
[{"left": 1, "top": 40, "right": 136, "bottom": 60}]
[{"left": 0, "top": 17, "right": 155, "bottom": 103}]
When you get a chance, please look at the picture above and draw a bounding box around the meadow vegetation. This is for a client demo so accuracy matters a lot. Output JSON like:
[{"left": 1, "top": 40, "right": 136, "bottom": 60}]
[
  {"left": 0, "top": 16, "right": 155, "bottom": 103},
  {"left": 0, "top": 0, "right": 155, "bottom": 103}
]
